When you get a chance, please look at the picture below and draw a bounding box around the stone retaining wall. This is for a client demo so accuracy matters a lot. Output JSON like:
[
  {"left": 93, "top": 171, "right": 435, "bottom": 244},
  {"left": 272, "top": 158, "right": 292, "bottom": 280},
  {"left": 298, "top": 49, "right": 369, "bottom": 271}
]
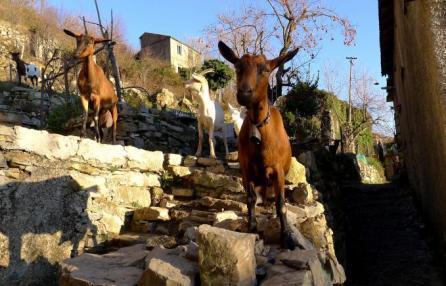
[
  {"left": 0, "top": 86, "right": 236, "bottom": 156},
  {"left": 0, "top": 125, "right": 164, "bottom": 284}
]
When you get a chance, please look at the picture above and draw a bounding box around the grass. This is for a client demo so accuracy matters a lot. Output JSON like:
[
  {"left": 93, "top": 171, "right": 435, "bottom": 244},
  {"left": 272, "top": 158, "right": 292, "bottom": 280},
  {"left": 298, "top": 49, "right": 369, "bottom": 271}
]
[{"left": 46, "top": 95, "right": 83, "bottom": 133}]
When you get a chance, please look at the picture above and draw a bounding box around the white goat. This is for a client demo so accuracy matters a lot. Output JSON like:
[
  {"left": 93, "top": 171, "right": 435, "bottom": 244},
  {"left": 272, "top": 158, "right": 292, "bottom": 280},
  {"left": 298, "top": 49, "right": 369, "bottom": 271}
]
[
  {"left": 185, "top": 69, "right": 228, "bottom": 158},
  {"left": 227, "top": 103, "right": 246, "bottom": 137},
  {"left": 25, "top": 64, "right": 41, "bottom": 86}
]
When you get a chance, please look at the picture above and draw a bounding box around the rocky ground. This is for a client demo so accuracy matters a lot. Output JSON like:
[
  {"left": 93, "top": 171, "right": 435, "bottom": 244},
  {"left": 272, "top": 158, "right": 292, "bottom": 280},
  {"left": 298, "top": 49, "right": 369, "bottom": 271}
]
[
  {"left": 341, "top": 183, "right": 444, "bottom": 286},
  {"left": 0, "top": 125, "right": 345, "bottom": 285}
]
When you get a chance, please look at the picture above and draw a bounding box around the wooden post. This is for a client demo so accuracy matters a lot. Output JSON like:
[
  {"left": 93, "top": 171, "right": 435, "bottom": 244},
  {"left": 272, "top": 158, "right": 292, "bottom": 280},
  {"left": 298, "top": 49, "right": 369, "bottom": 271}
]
[
  {"left": 40, "top": 67, "right": 45, "bottom": 129},
  {"left": 63, "top": 58, "right": 70, "bottom": 96},
  {"left": 9, "top": 64, "right": 12, "bottom": 82},
  {"left": 94, "top": 0, "right": 123, "bottom": 105}
]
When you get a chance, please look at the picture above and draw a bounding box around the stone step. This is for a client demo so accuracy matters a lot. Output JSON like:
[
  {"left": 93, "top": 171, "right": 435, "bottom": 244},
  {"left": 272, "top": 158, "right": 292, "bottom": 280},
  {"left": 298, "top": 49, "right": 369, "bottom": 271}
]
[
  {"left": 168, "top": 167, "right": 246, "bottom": 200},
  {"left": 60, "top": 244, "right": 148, "bottom": 286}
]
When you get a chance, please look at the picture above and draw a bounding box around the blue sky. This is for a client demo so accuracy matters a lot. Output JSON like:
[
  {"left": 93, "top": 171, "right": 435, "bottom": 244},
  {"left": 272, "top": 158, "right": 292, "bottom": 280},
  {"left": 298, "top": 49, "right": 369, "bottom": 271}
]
[{"left": 48, "top": 0, "right": 385, "bottom": 101}]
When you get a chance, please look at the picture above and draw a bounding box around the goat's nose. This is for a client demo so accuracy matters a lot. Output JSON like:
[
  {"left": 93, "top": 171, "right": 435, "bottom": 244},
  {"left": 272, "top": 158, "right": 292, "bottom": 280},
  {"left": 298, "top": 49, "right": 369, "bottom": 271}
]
[
  {"left": 237, "top": 88, "right": 253, "bottom": 97},
  {"left": 237, "top": 88, "right": 253, "bottom": 106}
]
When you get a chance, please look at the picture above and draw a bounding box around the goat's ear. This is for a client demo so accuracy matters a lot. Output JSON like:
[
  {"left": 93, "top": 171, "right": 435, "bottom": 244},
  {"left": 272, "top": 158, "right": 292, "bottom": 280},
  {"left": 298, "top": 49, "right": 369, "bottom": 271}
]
[
  {"left": 94, "top": 38, "right": 112, "bottom": 44},
  {"left": 63, "top": 29, "right": 80, "bottom": 38},
  {"left": 218, "top": 41, "right": 239, "bottom": 64},
  {"left": 268, "top": 47, "right": 300, "bottom": 70}
]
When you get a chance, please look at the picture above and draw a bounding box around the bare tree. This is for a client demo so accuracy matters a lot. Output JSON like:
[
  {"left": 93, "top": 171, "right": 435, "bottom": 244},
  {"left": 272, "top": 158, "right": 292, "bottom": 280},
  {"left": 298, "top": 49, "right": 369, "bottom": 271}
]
[
  {"left": 185, "top": 36, "right": 213, "bottom": 59},
  {"left": 205, "top": 7, "right": 271, "bottom": 57},
  {"left": 207, "top": 0, "right": 356, "bottom": 101},
  {"left": 335, "top": 69, "right": 394, "bottom": 152},
  {"left": 40, "top": 48, "right": 63, "bottom": 128},
  {"left": 322, "top": 60, "right": 344, "bottom": 97}
]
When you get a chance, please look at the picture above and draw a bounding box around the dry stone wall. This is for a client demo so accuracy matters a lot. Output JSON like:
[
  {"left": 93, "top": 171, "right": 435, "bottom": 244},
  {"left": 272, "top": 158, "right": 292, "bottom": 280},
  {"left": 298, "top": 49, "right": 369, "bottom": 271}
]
[
  {"left": 0, "top": 87, "right": 54, "bottom": 129},
  {"left": 0, "top": 124, "right": 345, "bottom": 285},
  {"left": 0, "top": 125, "right": 163, "bottom": 284},
  {"left": 0, "top": 86, "right": 236, "bottom": 155}
]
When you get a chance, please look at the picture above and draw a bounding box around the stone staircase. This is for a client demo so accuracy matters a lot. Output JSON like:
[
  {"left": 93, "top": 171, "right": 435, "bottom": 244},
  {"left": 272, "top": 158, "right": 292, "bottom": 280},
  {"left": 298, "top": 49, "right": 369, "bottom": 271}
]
[
  {"left": 341, "top": 183, "right": 444, "bottom": 286},
  {"left": 59, "top": 154, "right": 345, "bottom": 285},
  {"left": 0, "top": 125, "right": 345, "bottom": 285}
]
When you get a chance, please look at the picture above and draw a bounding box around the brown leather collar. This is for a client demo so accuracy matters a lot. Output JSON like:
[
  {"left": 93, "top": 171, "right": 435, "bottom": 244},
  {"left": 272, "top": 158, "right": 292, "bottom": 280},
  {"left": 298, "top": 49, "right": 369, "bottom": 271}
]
[{"left": 250, "top": 105, "right": 271, "bottom": 128}]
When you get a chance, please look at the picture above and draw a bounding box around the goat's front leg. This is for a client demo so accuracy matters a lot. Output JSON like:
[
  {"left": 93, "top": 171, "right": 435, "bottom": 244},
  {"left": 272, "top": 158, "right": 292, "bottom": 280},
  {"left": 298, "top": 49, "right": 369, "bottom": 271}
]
[
  {"left": 91, "top": 96, "right": 101, "bottom": 143},
  {"left": 247, "top": 181, "right": 258, "bottom": 232},
  {"left": 195, "top": 121, "right": 203, "bottom": 157},
  {"left": 111, "top": 104, "right": 118, "bottom": 144},
  {"left": 79, "top": 95, "right": 89, "bottom": 138},
  {"left": 208, "top": 125, "right": 216, "bottom": 159},
  {"left": 93, "top": 111, "right": 101, "bottom": 143},
  {"left": 272, "top": 166, "right": 295, "bottom": 250}
]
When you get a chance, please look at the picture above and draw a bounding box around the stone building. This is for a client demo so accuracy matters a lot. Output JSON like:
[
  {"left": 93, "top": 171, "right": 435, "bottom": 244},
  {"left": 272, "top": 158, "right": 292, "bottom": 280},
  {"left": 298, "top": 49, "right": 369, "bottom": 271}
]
[
  {"left": 139, "top": 32, "right": 201, "bottom": 72},
  {"left": 379, "top": 0, "right": 446, "bottom": 248}
]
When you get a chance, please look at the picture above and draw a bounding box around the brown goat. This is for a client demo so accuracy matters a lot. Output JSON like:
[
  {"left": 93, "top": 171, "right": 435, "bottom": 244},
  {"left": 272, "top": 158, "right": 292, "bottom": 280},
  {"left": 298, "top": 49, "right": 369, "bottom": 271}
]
[
  {"left": 63, "top": 29, "right": 118, "bottom": 143},
  {"left": 219, "top": 41, "right": 299, "bottom": 249}
]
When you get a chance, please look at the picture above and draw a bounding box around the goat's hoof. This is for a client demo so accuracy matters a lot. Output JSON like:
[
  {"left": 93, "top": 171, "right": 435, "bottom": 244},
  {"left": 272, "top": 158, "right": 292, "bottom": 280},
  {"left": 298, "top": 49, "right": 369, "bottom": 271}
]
[{"left": 281, "top": 231, "right": 296, "bottom": 250}]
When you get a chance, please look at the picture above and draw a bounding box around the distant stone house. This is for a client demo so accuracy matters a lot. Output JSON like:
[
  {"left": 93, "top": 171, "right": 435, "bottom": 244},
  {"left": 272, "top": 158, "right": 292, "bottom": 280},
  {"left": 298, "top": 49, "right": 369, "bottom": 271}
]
[
  {"left": 379, "top": 0, "right": 446, "bottom": 250},
  {"left": 139, "top": 32, "right": 201, "bottom": 73}
]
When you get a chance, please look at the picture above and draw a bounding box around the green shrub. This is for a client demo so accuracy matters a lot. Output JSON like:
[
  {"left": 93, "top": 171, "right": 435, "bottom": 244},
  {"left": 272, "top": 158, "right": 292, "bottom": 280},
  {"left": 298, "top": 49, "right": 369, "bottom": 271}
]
[
  {"left": 284, "top": 111, "right": 297, "bottom": 135},
  {"left": 47, "top": 95, "right": 82, "bottom": 133},
  {"left": 201, "top": 59, "right": 234, "bottom": 91},
  {"left": 366, "top": 156, "right": 385, "bottom": 178},
  {"left": 299, "top": 116, "right": 322, "bottom": 139},
  {"left": 281, "top": 77, "right": 374, "bottom": 153},
  {"left": 282, "top": 77, "right": 324, "bottom": 140},
  {"left": 286, "top": 77, "right": 323, "bottom": 117}
]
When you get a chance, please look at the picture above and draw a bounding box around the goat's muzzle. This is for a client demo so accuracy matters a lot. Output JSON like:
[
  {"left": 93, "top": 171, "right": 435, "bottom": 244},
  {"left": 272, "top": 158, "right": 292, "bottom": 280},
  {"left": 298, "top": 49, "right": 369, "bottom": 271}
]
[{"left": 237, "top": 89, "right": 253, "bottom": 106}]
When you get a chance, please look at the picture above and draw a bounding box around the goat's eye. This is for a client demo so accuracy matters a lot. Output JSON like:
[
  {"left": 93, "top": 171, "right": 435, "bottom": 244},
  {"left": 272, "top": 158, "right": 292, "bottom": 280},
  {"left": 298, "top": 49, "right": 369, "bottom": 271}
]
[{"left": 258, "top": 65, "right": 268, "bottom": 74}]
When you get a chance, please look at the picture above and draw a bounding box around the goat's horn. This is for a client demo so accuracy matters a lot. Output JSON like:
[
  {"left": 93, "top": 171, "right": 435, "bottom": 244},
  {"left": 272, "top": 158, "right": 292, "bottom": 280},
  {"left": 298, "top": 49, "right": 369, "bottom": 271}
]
[
  {"left": 199, "top": 68, "right": 214, "bottom": 76},
  {"left": 82, "top": 16, "right": 88, "bottom": 35}
]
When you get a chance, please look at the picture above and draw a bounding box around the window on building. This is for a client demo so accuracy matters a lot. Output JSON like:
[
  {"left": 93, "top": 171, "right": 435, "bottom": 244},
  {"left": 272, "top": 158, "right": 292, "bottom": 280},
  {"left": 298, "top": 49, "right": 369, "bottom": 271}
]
[{"left": 177, "top": 45, "right": 182, "bottom": 55}]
